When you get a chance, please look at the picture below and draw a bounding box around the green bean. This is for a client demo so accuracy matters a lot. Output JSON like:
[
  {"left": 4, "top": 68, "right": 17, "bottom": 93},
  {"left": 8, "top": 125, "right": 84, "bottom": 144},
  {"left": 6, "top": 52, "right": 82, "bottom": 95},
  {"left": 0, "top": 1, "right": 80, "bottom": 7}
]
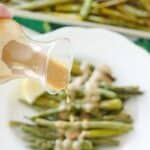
[
  {"left": 100, "top": 99, "right": 122, "bottom": 111},
  {"left": 92, "top": 0, "right": 127, "bottom": 9},
  {"left": 75, "top": 88, "right": 85, "bottom": 99},
  {"left": 34, "top": 119, "right": 132, "bottom": 131},
  {"left": 28, "top": 137, "right": 95, "bottom": 150},
  {"left": 30, "top": 98, "right": 123, "bottom": 120},
  {"left": 140, "top": 0, "right": 150, "bottom": 12},
  {"left": 43, "top": 22, "right": 51, "bottom": 32},
  {"left": 31, "top": 107, "right": 66, "bottom": 120},
  {"left": 28, "top": 139, "right": 55, "bottom": 150},
  {"left": 99, "top": 82, "right": 143, "bottom": 95},
  {"left": 99, "top": 8, "right": 150, "bottom": 26},
  {"left": 4, "top": 0, "right": 150, "bottom": 32},
  {"left": 118, "top": 94, "right": 134, "bottom": 100},
  {"left": 81, "top": 99, "right": 122, "bottom": 111},
  {"left": 33, "top": 96, "right": 59, "bottom": 109},
  {"left": 71, "top": 140, "right": 94, "bottom": 150},
  {"left": 9, "top": 121, "right": 59, "bottom": 139},
  {"left": 15, "top": 0, "right": 72, "bottom": 10},
  {"left": 39, "top": 92, "right": 64, "bottom": 101},
  {"left": 23, "top": 135, "right": 44, "bottom": 143},
  {"left": 24, "top": 134, "right": 56, "bottom": 149},
  {"left": 8, "top": 58, "right": 143, "bottom": 150},
  {"left": 88, "top": 15, "right": 150, "bottom": 31},
  {"left": 9, "top": 121, "right": 28, "bottom": 127},
  {"left": 92, "top": 138, "right": 119, "bottom": 146},
  {"left": 27, "top": 135, "right": 94, "bottom": 150},
  {"left": 80, "top": 0, "right": 93, "bottom": 19},
  {"left": 81, "top": 129, "right": 130, "bottom": 138},
  {"left": 117, "top": 4, "right": 150, "bottom": 18},
  {"left": 100, "top": 88, "right": 118, "bottom": 99},
  {"left": 19, "top": 99, "right": 45, "bottom": 111},
  {"left": 54, "top": 4, "right": 81, "bottom": 13},
  {"left": 102, "top": 112, "right": 133, "bottom": 123},
  {"left": 22, "top": 126, "right": 59, "bottom": 139},
  {"left": 71, "top": 59, "right": 82, "bottom": 76}
]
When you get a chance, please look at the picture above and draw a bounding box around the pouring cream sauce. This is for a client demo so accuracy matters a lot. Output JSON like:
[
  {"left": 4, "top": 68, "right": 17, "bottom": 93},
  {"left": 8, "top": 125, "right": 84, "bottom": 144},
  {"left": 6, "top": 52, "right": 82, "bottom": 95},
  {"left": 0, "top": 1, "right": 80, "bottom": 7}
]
[{"left": 0, "top": 19, "right": 69, "bottom": 90}]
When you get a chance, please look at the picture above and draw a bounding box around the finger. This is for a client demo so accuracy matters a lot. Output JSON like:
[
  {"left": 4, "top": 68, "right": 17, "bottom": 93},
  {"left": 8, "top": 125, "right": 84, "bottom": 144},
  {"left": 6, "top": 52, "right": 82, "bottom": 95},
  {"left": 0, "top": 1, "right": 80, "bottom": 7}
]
[{"left": 0, "top": 3, "right": 12, "bottom": 18}]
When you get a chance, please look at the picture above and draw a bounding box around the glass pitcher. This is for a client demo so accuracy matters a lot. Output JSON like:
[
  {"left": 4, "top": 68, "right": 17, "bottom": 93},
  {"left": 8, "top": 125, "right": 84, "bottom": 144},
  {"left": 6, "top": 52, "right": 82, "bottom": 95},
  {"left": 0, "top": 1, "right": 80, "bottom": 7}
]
[{"left": 0, "top": 19, "right": 73, "bottom": 92}]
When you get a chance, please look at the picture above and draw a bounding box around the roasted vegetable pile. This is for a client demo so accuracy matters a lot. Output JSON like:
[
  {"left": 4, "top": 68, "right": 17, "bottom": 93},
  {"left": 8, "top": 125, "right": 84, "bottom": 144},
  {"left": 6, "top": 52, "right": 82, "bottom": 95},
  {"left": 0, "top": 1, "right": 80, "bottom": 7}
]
[
  {"left": 10, "top": 59, "right": 143, "bottom": 150},
  {"left": 4, "top": 0, "right": 150, "bottom": 32}
]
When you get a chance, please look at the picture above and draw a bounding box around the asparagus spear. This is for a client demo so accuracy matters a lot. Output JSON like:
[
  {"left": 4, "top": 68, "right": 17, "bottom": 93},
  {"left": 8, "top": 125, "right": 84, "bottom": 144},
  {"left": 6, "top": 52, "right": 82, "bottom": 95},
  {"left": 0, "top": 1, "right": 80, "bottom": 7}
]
[{"left": 80, "top": 0, "right": 93, "bottom": 19}]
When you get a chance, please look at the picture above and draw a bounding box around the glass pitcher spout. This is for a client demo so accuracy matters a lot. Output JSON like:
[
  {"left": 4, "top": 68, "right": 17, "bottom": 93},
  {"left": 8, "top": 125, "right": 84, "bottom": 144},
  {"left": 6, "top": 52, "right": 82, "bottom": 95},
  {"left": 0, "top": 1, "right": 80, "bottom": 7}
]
[{"left": 0, "top": 19, "right": 73, "bottom": 93}]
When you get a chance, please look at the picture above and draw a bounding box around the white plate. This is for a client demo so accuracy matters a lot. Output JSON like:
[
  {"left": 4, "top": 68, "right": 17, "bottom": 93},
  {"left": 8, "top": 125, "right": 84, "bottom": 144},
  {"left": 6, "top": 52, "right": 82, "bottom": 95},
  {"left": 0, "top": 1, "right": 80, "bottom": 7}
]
[{"left": 0, "top": 27, "right": 150, "bottom": 150}]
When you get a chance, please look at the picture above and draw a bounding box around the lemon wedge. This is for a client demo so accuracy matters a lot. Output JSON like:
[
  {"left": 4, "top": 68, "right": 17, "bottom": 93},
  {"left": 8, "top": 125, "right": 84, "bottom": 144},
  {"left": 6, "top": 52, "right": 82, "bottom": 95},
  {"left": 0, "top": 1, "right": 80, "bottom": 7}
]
[{"left": 20, "top": 79, "right": 45, "bottom": 104}]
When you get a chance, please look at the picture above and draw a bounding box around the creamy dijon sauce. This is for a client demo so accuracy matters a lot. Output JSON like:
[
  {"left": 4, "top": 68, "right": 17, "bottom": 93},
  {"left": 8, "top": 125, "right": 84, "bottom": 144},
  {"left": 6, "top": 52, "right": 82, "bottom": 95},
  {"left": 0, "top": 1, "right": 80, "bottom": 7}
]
[
  {"left": 68, "top": 62, "right": 89, "bottom": 98},
  {"left": 73, "top": 141, "right": 81, "bottom": 150},
  {"left": 84, "top": 67, "right": 102, "bottom": 101},
  {"left": 62, "top": 139, "right": 72, "bottom": 149},
  {"left": 1, "top": 40, "right": 69, "bottom": 90},
  {"left": 55, "top": 140, "right": 63, "bottom": 150},
  {"left": 47, "top": 59, "right": 69, "bottom": 90}
]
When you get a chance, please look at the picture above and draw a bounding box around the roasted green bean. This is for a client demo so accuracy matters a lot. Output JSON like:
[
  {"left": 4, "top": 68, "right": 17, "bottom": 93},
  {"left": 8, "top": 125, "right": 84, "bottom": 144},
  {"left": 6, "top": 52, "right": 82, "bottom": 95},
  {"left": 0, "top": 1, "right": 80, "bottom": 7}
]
[
  {"left": 4, "top": 0, "right": 150, "bottom": 31},
  {"left": 9, "top": 59, "right": 142, "bottom": 150}
]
